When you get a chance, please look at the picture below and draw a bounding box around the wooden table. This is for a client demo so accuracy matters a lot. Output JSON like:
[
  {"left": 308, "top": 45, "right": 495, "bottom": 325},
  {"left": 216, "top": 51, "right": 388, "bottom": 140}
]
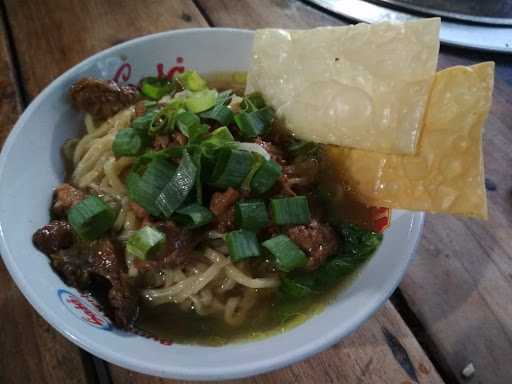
[{"left": 0, "top": 1, "right": 511, "bottom": 383}]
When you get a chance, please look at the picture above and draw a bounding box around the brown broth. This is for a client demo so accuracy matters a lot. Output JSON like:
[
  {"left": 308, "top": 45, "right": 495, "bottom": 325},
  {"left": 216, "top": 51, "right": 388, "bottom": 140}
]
[
  {"left": 133, "top": 74, "right": 380, "bottom": 346},
  {"left": 135, "top": 269, "right": 362, "bottom": 346}
]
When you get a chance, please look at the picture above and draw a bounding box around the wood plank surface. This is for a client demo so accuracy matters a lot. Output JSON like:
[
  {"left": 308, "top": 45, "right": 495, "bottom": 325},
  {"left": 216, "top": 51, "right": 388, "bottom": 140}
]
[
  {"left": 109, "top": 303, "right": 443, "bottom": 384},
  {"left": 3, "top": 0, "right": 510, "bottom": 383},
  {"left": 0, "top": 7, "right": 90, "bottom": 384},
  {"left": 4, "top": 0, "right": 207, "bottom": 98}
]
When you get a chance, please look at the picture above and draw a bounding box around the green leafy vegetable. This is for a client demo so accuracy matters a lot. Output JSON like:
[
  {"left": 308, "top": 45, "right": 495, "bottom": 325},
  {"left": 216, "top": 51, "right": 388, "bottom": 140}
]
[{"left": 280, "top": 224, "right": 383, "bottom": 298}]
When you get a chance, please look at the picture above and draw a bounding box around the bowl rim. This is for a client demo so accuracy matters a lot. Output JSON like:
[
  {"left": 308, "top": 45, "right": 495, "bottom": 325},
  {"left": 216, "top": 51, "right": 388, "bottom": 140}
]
[{"left": 0, "top": 27, "right": 425, "bottom": 381}]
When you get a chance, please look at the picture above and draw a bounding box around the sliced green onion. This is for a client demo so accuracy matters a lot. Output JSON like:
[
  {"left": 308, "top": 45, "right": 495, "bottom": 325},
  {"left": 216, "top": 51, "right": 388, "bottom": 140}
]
[
  {"left": 209, "top": 148, "right": 254, "bottom": 188},
  {"left": 142, "top": 100, "right": 158, "bottom": 110},
  {"left": 262, "top": 235, "right": 307, "bottom": 272},
  {"left": 67, "top": 196, "right": 116, "bottom": 240},
  {"left": 185, "top": 89, "right": 217, "bottom": 113},
  {"left": 173, "top": 107, "right": 207, "bottom": 142},
  {"left": 176, "top": 111, "right": 200, "bottom": 136},
  {"left": 126, "top": 226, "right": 165, "bottom": 260},
  {"left": 271, "top": 196, "right": 311, "bottom": 225},
  {"left": 200, "top": 127, "right": 235, "bottom": 157},
  {"left": 127, "top": 159, "right": 176, "bottom": 216},
  {"left": 287, "top": 139, "right": 319, "bottom": 158},
  {"left": 177, "top": 70, "right": 207, "bottom": 91},
  {"left": 234, "top": 107, "right": 274, "bottom": 138},
  {"left": 140, "top": 77, "right": 175, "bottom": 100},
  {"left": 240, "top": 153, "right": 263, "bottom": 192},
  {"left": 112, "top": 128, "right": 146, "bottom": 157},
  {"left": 250, "top": 159, "right": 282, "bottom": 194},
  {"left": 191, "top": 149, "right": 203, "bottom": 204},
  {"left": 132, "top": 109, "right": 159, "bottom": 131},
  {"left": 226, "top": 229, "right": 261, "bottom": 262},
  {"left": 216, "top": 89, "right": 233, "bottom": 105},
  {"left": 175, "top": 203, "right": 214, "bottom": 228},
  {"left": 235, "top": 200, "right": 269, "bottom": 230},
  {"left": 156, "top": 151, "right": 197, "bottom": 217},
  {"left": 240, "top": 92, "right": 266, "bottom": 112},
  {"left": 132, "top": 147, "right": 185, "bottom": 173},
  {"left": 199, "top": 104, "right": 233, "bottom": 125}
]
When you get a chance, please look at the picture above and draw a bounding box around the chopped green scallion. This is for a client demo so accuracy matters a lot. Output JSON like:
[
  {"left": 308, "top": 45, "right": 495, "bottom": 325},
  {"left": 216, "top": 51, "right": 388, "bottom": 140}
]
[
  {"left": 67, "top": 196, "right": 117, "bottom": 240},
  {"left": 262, "top": 235, "right": 307, "bottom": 272},
  {"left": 126, "top": 226, "right": 165, "bottom": 260},
  {"left": 271, "top": 196, "right": 311, "bottom": 225},
  {"left": 226, "top": 229, "right": 261, "bottom": 262},
  {"left": 235, "top": 200, "right": 269, "bottom": 231}
]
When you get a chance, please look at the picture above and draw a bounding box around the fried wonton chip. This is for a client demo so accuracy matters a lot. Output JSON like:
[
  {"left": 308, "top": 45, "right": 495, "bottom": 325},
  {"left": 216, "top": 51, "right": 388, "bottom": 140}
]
[
  {"left": 247, "top": 18, "right": 440, "bottom": 154},
  {"left": 325, "top": 63, "right": 494, "bottom": 219}
]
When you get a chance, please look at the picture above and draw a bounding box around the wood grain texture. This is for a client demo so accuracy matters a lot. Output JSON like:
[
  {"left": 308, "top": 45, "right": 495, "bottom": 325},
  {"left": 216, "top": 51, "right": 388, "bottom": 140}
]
[
  {"left": 403, "top": 34, "right": 512, "bottom": 384},
  {"left": 4, "top": 0, "right": 208, "bottom": 99},
  {"left": 109, "top": 303, "right": 443, "bottom": 384},
  {"left": 0, "top": 11, "right": 89, "bottom": 384}
]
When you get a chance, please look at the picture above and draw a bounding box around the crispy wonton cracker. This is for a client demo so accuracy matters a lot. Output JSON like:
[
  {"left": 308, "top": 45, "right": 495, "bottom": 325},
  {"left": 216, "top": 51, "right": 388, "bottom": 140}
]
[
  {"left": 247, "top": 19, "right": 440, "bottom": 154},
  {"left": 325, "top": 63, "right": 494, "bottom": 219}
]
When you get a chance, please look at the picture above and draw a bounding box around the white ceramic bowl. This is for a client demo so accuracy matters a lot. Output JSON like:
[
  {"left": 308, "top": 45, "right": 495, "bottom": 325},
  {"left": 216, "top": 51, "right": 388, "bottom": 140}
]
[{"left": 0, "top": 29, "right": 424, "bottom": 381}]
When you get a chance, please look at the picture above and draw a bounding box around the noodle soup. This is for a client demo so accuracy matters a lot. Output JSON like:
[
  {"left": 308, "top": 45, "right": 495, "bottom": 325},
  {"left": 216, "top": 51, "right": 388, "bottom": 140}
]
[{"left": 32, "top": 71, "right": 383, "bottom": 345}]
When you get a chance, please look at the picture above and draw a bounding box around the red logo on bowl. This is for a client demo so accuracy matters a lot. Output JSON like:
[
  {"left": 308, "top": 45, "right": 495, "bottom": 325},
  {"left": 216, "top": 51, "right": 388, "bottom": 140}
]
[
  {"left": 111, "top": 56, "right": 185, "bottom": 83},
  {"left": 58, "top": 289, "right": 112, "bottom": 331}
]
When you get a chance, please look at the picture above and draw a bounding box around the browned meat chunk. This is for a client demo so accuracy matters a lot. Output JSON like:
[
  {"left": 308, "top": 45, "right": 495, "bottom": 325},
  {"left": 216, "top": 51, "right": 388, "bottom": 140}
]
[
  {"left": 277, "top": 175, "right": 296, "bottom": 197},
  {"left": 50, "top": 239, "right": 138, "bottom": 328},
  {"left": 170, "top": 131, "right": 188, "bottom": 146},
  {"left": 33, "top": 220, "right": 74, "bottom": 255},
  {"left": 134, "top": 100, "right": 146, "bottom": 117},
  {"left": 153, "top": 135, "right": 170, "bottom": 150},
  {"left": 128, "top": 201, "right": 148, "bottom": 220},
  {"left": 209, "top": 187, "right": 240, "bottom": 216},
  {"left": 216, "top": 205, "right": 237, "bottom": 233},
  {"left": 287, "top": 220, "right": 338, "bottom": 270},
  {"left": 254, "top": 137, "right": 287, "bottom": 165},
  {"left": 69, "top": 78, "right": 138, "bottom": 120},
  {"left": 51, "top": 183, "right": 85, "bottom": 217},
  {"left": 146, "top": 222, "right": 204, "bottom": 267},
  {"left": 209, "top": 187, "right": 240, "bottom": 233}
]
